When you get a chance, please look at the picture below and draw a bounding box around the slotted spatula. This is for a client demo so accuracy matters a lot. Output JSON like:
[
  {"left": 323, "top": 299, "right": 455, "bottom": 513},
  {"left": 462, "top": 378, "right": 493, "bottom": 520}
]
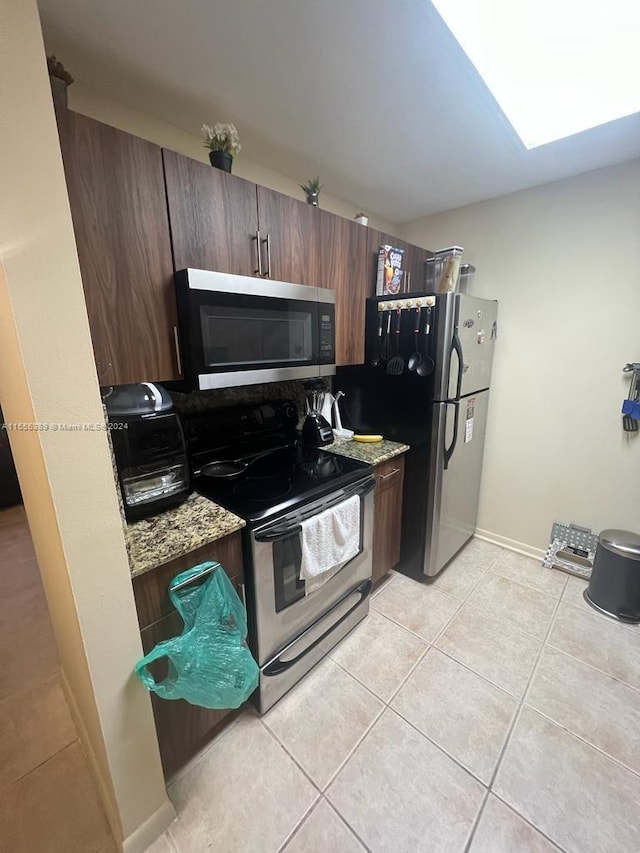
[{"left": 386, "top": 309, "right": 405, "bottom": 375}]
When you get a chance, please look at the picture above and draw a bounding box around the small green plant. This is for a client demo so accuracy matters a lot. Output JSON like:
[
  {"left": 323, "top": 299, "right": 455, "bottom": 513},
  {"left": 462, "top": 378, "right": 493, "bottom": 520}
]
[
  {"left": 300, "top": 176, "right": 323, "bottom": 196},
  {"left": 47, "top": 55, "right": 74, "bottom": 85},
  {"left": 201, "top": 123, "right": 241, "bottom": 157}
]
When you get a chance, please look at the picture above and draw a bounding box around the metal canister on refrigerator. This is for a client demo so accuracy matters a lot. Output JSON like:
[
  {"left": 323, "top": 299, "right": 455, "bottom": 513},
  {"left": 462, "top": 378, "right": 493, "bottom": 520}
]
[{"left": 458, "top": 264, "right": 476, "bottom": 294}]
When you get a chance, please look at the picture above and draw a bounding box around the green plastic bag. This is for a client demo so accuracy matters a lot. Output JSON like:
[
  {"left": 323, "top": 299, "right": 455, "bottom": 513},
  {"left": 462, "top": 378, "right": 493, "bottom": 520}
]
[{"left": 135, "top": 562, "right": 259, "bottom": 709}]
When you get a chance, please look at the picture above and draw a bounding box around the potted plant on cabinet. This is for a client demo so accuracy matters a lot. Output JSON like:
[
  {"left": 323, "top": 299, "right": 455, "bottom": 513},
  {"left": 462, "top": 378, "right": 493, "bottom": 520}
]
[
  {"left": 47, "top": 55, "right": 73, "bottom": 108},
  {"left": 300, "top": 176, "right": 323, "bottom": 206},
  {"left": 201, "top": 123, "right": 241, "bottom": 173}
]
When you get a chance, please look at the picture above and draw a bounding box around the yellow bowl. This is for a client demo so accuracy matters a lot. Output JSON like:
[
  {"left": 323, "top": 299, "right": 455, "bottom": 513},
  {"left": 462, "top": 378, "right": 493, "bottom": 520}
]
[{"left": 353, "top": 434, "right": 384, "bottom": 443}]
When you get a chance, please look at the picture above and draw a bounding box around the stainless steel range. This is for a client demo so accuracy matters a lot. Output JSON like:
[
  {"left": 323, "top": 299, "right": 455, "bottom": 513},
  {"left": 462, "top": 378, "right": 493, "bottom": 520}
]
[{"left": 186, "top": 400, "right": 374, "bottom": 712}]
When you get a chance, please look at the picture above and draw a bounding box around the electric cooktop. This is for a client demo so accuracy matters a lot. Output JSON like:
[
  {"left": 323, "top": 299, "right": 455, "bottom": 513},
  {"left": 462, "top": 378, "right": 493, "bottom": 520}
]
[
  {"left": 194, "top": 443, "right": 371, "bottom": 524},
  {"left": 184, "top": 400, "right": 372, "bottom": 525}
]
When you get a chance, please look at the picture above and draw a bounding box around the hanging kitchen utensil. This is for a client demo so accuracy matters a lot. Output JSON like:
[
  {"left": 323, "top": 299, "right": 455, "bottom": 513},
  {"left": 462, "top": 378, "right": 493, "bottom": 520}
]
[
  {"left": 622, "top": 363, "right": 640, "bottom": 432},
  {"left": 371, "top": 310, "right": 386, "bottom": 367},
  {"left": 380, "top": 310, "right": 393, "bottom": 363},
  {"left": 386, "top": 309, "right": 405, "bottom": 375},
  {"left": 417, "top": 305, "right": 435, "bottom": 377},
  {"left": 407, "top": 307, "right": 423, "bottom": 372}
]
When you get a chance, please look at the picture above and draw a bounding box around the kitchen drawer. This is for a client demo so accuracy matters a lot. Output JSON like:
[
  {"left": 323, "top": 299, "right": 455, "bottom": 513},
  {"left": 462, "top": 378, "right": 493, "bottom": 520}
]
[
  {"left": 374, "top": 456, "right": 405, "bottom": 495},
  {"left": 132, "top": 530, "right": 244, "bottom": 630}
]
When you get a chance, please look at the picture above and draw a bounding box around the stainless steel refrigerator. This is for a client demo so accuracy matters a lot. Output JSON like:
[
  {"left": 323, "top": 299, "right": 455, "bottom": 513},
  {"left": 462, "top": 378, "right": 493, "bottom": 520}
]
[{"left": 335, "top": 292, "right": 498, "bottom": 579}]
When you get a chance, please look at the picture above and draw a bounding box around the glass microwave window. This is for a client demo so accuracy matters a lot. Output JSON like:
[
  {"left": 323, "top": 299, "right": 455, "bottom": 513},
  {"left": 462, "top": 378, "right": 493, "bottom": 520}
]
[{"left": 200, "top": 305, "right": 313, "bottom": 368}]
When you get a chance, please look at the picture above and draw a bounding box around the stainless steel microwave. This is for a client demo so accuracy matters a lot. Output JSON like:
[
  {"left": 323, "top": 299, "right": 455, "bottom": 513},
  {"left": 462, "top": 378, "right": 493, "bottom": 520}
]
[{"left": 175, "top": 269, "right": 336, "bottom": 390}]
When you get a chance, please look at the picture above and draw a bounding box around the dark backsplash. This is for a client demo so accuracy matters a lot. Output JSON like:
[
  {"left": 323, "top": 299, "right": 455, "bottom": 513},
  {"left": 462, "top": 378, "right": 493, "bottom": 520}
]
[{"left": 170, "top": 379, "right": 324, "bottom": 426}]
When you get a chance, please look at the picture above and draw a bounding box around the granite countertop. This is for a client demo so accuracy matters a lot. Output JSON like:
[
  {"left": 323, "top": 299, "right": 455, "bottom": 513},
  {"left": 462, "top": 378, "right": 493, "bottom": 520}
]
[
  {"left": 327, "top": 436, "right": 409, "bottom": 467},
  {"left": 125, "top": 493, "right": 245, "bottom": 578}
]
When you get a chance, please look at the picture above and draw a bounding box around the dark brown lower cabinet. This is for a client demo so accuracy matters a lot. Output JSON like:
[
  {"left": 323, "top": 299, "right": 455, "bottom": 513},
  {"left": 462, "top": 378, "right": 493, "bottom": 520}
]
[
  {"left": 372, "top": 455, "right": 406, "bottom": 585},
  {"left": 132, "top": 531, "right": 245, "bottom": 778}
]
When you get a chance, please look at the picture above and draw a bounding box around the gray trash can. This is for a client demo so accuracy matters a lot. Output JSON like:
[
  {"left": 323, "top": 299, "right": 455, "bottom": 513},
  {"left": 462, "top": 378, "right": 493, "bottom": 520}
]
[{"left": 585, "top": 529, "right": 640, "bottom": 623}]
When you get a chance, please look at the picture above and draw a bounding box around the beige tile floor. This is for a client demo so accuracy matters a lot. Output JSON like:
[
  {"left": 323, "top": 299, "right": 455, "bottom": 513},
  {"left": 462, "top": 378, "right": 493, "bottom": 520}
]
[
  {"left": 151, "top": 537, "right": 640, "bottom": 853},
  {"left": 0, "top": 505, "right": 115, "bottom": 853}
]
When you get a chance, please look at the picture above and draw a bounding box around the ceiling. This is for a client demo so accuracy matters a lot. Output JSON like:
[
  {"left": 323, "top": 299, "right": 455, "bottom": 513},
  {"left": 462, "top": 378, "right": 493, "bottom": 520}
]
[{"left": 38, "top": 0, "right": 640, "bottom": 224}]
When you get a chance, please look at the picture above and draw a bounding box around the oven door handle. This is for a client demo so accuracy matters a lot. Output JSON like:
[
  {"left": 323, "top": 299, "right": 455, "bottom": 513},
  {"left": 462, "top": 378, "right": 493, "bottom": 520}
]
[
  {"left": 253, "top": 477, "right": 375, "bottom": 542},
  {"left": 262, "top": 579, "right": 372, "bottom": 676}
]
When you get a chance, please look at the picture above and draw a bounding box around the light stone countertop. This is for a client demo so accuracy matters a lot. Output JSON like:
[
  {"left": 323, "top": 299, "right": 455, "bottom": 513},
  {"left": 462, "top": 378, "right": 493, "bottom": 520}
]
[
  {"left": 327, "top": 436, "right": 409, "bottom": 467},
  {"left": 125, "top": 492, "right": 245, "bottom": 578}
]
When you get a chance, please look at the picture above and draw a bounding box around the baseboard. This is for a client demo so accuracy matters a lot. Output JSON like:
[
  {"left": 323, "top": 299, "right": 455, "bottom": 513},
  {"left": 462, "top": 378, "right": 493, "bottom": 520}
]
[
  {"left": 123, "top": 800, "right": 176, "bottom": 853},
  {"left": 475, "top": 528, "right": 545, "bottom": 561},
  {"left": 59, "top": 670, "right": 123, "bottom": 844}
]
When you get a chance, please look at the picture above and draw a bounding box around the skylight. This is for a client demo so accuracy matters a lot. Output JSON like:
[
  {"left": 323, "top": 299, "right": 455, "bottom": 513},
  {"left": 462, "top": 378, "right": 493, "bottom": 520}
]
[{"left": 430, "top": 0, "right": 640, "bottom": 148}]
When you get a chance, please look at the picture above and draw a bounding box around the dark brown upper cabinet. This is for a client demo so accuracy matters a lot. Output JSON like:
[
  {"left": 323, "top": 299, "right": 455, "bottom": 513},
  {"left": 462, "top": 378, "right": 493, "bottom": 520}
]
[
  {"left": 320, "top": 212, "right": 369, "bottom": 365},
  {"left": 59, "top": 111, "right": 179, "bottom": 385},
  {"left": 255, "top": 186, "right": 324, "bottom": 287},
  {"left": 163, "top": 150, "right": 261, "bottom": 278}
]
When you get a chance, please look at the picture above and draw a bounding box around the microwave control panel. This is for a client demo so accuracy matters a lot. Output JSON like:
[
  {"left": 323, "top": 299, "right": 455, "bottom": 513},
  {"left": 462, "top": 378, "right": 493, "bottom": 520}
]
[{"left": 320, "top": 313, "right": 334, "bottom": 360}]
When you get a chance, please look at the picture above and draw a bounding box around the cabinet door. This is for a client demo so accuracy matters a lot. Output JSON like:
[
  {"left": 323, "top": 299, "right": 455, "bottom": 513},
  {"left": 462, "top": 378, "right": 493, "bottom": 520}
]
[
  {"left": 403, "top": 242, "right": 431, "bottom": 294},
  {"left": 133, "top": 532, "right": 246, "bottom": 777},
  {"left": 60, "top": 112, "right": 179, "bottom": 385},
  {"left": 163, "top": 149, "right": 260, "bottom": 276},
  {"left": 256, "top": 186, "right": 323, "bottom": 286},
  {"left": 372, "top": 456, "right": 405, "bottom": 584},
  {"left": 320, "top": 212, "right": 369, "bottom": 365}
]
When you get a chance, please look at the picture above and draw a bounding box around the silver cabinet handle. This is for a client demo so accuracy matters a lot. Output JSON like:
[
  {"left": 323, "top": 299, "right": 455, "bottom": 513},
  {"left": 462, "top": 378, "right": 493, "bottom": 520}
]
[
  {"left": 380, "top": 467, "right": 400, "bottom": 480},
  {"left": 172, "top": 326, "right": 183, "bottom": 376},
  {"left": 239, "top": 582, "right": 246, "bottom": 607},
  {"left": 172, "top": 561, "right": 220, "bottom": 592},
  {"left": 407, "top": 271, "right": 411, "bottom": 293},
  {"left": 261, "top": 233, "right": 272, "bottom": 278},
  {"left": 253, "top": 230, "right": 263, "bottom": 276}
]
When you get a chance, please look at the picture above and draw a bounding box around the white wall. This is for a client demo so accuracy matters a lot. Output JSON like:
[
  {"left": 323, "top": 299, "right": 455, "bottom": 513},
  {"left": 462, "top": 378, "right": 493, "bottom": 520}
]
[
  {"left": 401, "top": 160, "right": 640, "bottom": 552},
  {"left": 0, "top": 3, "right": 173, "bottom": 850},
  {"left": 69, "top": 84, "right": 398, "bottom": 235}
]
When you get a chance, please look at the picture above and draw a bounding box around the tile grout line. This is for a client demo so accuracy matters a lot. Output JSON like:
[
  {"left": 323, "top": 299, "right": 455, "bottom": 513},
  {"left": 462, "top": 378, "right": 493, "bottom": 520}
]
[
  {"left": 489, "top": 791, "right": 570, "bottom": 853},
  {"left": 462, "top": 573, "right": 569, "bottom": 852},
  {"left": 431, "top": 645, "right": 522, "bottom": 700},
  {"left": 0, "top": 732, "right": 80, "bottom": 797},
  {"left": 520, "top": 698, "right": 640, "bottom": 783},
  {"left": 276, "top": 795, "right": 374, "bottom": 853},
  {"left": 489, "top": 557, "right": 569, "bottom": 599},
  {"left": 544, "top": 634, "right": 640, "bottom": 695},
  {"left": 166, "top": 709, "right": 247, "bottom": 793},
  {"left": 273, "top": 794, "right": 321, "bottom": 853},
  {"left": 257, "top": 716, "right": 326, "bottom": 794}
]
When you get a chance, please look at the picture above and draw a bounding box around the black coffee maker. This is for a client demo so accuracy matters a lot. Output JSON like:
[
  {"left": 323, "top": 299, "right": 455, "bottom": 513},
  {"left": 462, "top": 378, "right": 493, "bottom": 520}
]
[
  {"left": 104, "top": 383, "right": 190, "bottom": 520},
  {"left": 302, "top": 381, "right": 333, "bottom": 447}
]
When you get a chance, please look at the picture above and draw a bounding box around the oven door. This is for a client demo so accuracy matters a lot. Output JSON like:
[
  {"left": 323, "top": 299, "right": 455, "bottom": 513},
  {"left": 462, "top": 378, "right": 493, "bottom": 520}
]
[
  {"left": 249, "top": 476, "right": 375, "bottom": 665},
  {"left": 176, "top": 269, "right": 335, "bottom": 389}
]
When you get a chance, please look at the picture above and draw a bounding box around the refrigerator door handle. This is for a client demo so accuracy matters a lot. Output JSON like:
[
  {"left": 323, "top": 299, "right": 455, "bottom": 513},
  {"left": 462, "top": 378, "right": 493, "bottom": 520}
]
[
  {"left": 451, "top": 329, "right": 464, "bottom": 401},
  {"left": 443, "top": 400, "right": 460, "bottom": 470}
]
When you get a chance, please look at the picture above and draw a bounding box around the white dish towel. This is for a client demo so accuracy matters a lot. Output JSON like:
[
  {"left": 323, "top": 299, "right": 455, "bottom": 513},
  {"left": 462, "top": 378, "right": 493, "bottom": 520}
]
[{"left": 299, "top": 494, "right": 361, "bottom": 586}]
